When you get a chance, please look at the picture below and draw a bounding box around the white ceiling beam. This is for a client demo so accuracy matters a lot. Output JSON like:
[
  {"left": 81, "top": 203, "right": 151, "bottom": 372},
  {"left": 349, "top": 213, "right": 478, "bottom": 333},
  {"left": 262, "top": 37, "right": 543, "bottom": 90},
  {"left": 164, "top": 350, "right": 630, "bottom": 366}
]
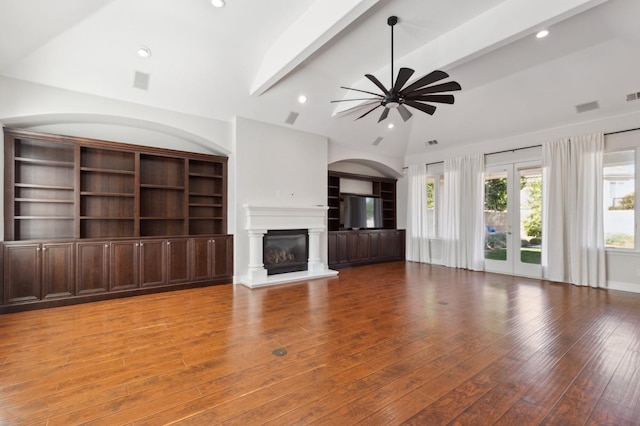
[
  {"left": 333, "top": 0, "right": 608, "bottom": 115},
  {"left": 250, "top": 0, "right": 380, "bottom": 96}
]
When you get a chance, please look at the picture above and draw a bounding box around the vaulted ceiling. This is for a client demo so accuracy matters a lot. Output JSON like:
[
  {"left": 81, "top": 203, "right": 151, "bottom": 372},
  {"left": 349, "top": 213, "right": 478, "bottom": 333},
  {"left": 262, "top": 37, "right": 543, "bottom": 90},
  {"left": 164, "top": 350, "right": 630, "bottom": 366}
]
[{"left": 1, "top": 0, "right": 639, "bottom": 159}]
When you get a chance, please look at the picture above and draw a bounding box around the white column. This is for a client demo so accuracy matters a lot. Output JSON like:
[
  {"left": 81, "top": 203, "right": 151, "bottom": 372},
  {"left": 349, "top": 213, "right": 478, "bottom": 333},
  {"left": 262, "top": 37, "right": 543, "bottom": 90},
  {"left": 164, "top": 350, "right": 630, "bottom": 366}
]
[
  {"left": 247, "top": 229, "right": 268, "bottom": 281},
  {"left": 307, "top": 227, "right": 325, "bottom": 272}
]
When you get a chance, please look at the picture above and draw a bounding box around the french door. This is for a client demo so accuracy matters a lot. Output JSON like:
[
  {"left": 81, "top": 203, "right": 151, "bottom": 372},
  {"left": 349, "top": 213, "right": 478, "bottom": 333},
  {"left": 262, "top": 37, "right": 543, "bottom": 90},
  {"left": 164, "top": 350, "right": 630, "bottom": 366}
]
[{"left": 484, "top": 162, "right": 542, "bottom": 278}]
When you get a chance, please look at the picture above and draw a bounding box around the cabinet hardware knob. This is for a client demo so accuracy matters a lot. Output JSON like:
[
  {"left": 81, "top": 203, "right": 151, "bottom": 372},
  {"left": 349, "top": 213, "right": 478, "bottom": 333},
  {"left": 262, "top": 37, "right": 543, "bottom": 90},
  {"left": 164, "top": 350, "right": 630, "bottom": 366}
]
[
  {"left": 37, "top": 247, "right": 41, "bottom": 251},
  {"left": 42, "top": 247, "right": 47, "bottom": 251},
  {"left": 140, "top": 243, "right": 143, "bottom": 246},
  {"left": 105, "top": 244, "right": 109, "bottom": 247},
  {"left": 167, "top": 242, "right": 171, "bottom": 245}
]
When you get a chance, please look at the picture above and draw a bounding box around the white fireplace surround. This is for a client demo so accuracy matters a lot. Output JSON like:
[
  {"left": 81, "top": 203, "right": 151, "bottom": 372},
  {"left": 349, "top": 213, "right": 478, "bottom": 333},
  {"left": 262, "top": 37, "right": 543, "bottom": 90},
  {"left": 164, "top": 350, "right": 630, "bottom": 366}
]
[{"left": 239, "top": 205, "right": 338, "bottom": 288}]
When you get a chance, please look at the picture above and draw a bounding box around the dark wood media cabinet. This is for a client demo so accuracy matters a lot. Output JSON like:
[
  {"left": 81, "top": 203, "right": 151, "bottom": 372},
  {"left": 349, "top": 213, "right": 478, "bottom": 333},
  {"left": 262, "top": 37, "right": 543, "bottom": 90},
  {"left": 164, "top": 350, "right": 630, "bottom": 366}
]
[
  {"left": 327, "top": 171, "right": 404, "bottom": 269},
  {"left": 2, "top": 128, "right": 233, "bottom": 313},
  {"left": 328, "top": 229, "right": 405, "bottom": 269}
]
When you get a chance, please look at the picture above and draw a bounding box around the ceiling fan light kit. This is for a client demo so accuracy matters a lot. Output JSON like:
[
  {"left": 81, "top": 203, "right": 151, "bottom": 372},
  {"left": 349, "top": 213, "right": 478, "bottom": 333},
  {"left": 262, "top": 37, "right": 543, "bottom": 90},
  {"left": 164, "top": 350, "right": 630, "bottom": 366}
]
[{"left": 332, "top": 16, "right": 461, "bottom": 123}]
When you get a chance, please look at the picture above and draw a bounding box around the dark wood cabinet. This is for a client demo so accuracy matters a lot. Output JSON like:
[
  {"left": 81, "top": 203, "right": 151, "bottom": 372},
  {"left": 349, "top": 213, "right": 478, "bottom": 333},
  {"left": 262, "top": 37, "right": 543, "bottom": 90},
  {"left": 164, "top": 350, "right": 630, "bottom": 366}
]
[
  {"left": 76, "top": 241, "right": 109, "bottom": 295},
  {"left": 166, "top": 238, "right": 190, "bottom": 285},
  {"left": 140, "top": 239, "right": 167, "bottom": 287},
  {"left": 326, "top": 171, "right": 402, "bottom": 269},
  {"left": 2, "top": 128, "right": 233, "bottom": 313},
  {"left": 328, "top": 229, "right": 405, "bottom": 269},
  {"left": 191, "top": 235, "right": 233, "bottom": 281},
  {"left": 3, "top": 242, "right": 74, "bottom": 304},
  {"left": 110, "top": 240, "right": 139, "bottom": 291}
]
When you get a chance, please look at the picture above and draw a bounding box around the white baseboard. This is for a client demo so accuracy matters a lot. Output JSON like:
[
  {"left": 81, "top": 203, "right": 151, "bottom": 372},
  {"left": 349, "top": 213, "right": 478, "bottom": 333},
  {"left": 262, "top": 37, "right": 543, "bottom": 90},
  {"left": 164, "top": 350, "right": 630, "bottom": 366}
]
[{"left": 607, "top": 281, "right": 640, "bottom": 294}]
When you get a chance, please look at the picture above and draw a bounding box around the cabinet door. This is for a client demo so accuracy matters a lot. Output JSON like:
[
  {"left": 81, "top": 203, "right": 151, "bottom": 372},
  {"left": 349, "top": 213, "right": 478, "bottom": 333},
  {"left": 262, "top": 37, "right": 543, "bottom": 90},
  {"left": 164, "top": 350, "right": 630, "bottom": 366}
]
[
  {"left": 3, "top": 244, "right": 41, "bottom": 303},
  {"left": 357, "top": 232, "right": 371, "bottom": 261},
  {"left": 167, "top": 238, "right": 189, "bottom": 284},
  {"left": 140, "top": 239, "right": 166, "bottom": 287},
  {"left": 212, "top": 236, "right": 233, "bottom": 278},
  {"left": 327, "top": 233, "right": 337, "bottom": 265},
  {"left": 369, "top": 232, "right": 381, "bottom": 260},
  {"left": 191, "top": 237, "right": 213, "bottom": 281},
  {"left": 42, "top": 242, "right": 75, "bottom": 299},
  {"left": 110, "top": 240, "right": 139, "bottom": 291},
  {"left": 76, "top": 242, "right": 108, "bottom": 295},
  {"left": 335, "top": 233, "right": 349, "bottom": 264}
]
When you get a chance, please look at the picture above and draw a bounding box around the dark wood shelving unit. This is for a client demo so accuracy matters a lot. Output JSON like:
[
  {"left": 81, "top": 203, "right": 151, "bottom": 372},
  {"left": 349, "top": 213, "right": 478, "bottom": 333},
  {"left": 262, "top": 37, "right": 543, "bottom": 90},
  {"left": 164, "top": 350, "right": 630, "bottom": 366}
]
[
  {"left": 2, "top": 128, "right": 232, "bottom": 313},
  {"left": 327, "top": 171, "right": 403, "bottom": 268}
]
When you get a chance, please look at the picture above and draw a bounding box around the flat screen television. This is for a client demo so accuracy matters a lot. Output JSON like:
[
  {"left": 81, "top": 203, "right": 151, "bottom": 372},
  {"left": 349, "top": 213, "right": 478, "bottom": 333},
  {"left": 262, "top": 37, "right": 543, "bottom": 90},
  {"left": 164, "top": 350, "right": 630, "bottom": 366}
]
[{"left": 341, "top": 194, "right": 383, "bottom": 229}]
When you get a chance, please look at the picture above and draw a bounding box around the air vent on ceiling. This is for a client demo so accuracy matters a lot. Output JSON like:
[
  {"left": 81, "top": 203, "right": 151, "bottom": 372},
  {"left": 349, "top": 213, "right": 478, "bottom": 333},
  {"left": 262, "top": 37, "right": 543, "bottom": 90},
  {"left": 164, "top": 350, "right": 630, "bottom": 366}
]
[
  {"left": 372, "top": 137, "right": 383, "bottom": 146},
  {"left": 133, "top": 71, "right": 150, "bottom": 90},
  {"left": 626, "top": 92, "right": 640, "bottom": 102},
  {"left": 425, "top": 139, "right": 438, "bottom": 146},
  {"left": 285, "top": 111, "right": 299, "bottom": 125},
  {"left": 575, "top": 101, "right": 599, "bottom": 113}
]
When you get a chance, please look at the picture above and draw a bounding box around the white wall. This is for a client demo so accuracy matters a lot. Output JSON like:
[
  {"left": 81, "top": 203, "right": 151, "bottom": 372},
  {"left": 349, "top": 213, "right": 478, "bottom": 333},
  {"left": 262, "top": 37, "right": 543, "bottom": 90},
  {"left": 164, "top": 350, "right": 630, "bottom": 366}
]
[
  {"left": 0, "top": 76, "right": 232, "bottom": 155},
  {"left": 233, "top": 117, "right": 328, "bottom": 281}
]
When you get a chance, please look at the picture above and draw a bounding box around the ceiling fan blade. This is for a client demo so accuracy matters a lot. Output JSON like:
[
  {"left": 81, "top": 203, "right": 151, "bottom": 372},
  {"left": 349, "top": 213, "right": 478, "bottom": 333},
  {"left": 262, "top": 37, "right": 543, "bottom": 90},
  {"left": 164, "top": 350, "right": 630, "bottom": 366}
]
[
  {"left": 404, "top": 100, "right": 437, "bottom": 115},
  {"left": 339, "top": 100, "right": 381, "bottom": 114},
  {"left": 400, "top": 70, "right": 449, "bottom": 95},
  {"left": 405, "top": 81, "right": 462, "bottom": 97},
  {"left": 340, "top": 86, "right": 385, "bottom": 98},
  {"left": 356, "top": 103, "right": 382, "bottom": 120},
  {"left": 392, "top": 67, "right": 415, "bottom": 93},
  {"left": 397, "top": 105, "right": 413, "bottom": 122},
  {"left": 377, "top": 108, "right": 390, "bottom": 123},
  {"left": 365, "top": 74, "right": 390, "bottom": 95},
  {"left": 331, "top": 97, "right": 384, "bottom": 103},
  {"left": 406, "top": 94, "right": 455, "bottom": 104}
]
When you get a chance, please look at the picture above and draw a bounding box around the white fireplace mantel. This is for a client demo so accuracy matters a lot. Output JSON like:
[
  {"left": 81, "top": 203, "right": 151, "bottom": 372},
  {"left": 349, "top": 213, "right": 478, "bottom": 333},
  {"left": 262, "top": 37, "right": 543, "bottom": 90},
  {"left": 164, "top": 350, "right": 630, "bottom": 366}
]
[{"left": 239, "top": 204, "right": 338, "bottom": 288}]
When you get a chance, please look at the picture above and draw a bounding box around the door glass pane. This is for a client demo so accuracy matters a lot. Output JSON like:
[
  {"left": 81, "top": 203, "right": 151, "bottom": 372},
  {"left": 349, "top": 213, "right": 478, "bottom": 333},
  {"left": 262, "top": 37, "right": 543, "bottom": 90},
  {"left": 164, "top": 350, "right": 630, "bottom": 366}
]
[
  {"left": 603, "top": 151, "right": 635, "bottom": 248},
  {"left": 484, "top": 171, "right": 508, "bottom": 261},
  {"left": 519, "top": 168, "right": 542, "bottom": 264}
]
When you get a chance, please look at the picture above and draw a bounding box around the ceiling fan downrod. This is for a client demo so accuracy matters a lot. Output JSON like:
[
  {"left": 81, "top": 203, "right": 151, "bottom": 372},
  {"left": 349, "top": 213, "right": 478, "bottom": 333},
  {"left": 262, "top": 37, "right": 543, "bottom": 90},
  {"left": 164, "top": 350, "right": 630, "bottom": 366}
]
[{"left": 388, "top": 16, "right": 398, "bottom": 91}]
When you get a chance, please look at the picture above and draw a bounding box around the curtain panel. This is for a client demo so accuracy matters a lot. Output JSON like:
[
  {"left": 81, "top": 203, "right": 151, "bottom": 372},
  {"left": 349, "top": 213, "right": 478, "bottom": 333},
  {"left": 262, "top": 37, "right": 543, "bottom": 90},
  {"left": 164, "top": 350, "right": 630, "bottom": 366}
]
[
  {"left": 442, "top": 153, "right": 485, "bottom": 271},
  {"left": 542, "top": 133, "right": 606, "bottom": 287},
  {"left": 406, "top": 164, "right": 430, "bottom": 263}
]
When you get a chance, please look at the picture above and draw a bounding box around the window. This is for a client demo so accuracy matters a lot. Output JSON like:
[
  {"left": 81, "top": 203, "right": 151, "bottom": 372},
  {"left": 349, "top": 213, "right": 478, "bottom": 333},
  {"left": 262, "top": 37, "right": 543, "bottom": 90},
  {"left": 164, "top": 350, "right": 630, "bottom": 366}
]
[
  {"left": 426, "top": 174, "right": 444, "bottom": 237},
  {"left": 603, "top": 150, "right": 635, "bottom": 249}
]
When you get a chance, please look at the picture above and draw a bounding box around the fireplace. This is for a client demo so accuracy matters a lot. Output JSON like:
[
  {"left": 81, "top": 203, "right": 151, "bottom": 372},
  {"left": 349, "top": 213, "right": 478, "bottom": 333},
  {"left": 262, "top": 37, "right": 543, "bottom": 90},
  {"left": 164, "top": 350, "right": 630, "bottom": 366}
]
[
  {"left": 241, "top": 205, "right": 338, "bottom": 288},
  {"left": 263, "top": 229, "right": 309, "bottom": 275}
]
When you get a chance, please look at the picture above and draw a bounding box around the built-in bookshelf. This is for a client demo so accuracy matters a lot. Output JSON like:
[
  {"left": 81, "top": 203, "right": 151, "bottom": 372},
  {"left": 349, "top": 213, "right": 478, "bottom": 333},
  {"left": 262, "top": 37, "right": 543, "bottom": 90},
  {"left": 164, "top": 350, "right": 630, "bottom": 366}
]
[
  {"left": 4, "top": 128, "right": 228, "bottom": 241},
  {"left": 327, "top": 171, "right": 397, "bottom": 231}
]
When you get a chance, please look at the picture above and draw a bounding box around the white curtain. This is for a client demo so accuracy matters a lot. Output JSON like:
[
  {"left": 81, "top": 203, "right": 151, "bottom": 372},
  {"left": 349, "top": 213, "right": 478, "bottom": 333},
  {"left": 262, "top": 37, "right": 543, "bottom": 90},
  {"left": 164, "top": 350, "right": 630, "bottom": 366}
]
[
  {"left": 406, "top": 164, "right": 430, "bottom": 262},
  {"left": 442, "top": 153, "right": 485, "bottom": 271},
  {"left": 542, "top": 133, "right": 606, "bottom": 287}
]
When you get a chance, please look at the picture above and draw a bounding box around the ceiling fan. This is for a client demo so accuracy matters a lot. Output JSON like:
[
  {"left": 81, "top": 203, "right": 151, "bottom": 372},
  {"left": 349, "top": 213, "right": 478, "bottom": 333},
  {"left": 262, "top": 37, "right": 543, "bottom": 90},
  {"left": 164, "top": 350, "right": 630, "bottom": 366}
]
[{"left": 332, "top": 16, "right": 461, "bottom": 123}]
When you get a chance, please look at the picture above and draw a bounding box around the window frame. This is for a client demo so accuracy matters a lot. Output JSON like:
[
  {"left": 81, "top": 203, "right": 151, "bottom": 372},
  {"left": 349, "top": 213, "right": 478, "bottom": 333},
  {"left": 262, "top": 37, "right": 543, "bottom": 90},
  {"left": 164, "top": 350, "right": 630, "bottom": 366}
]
[{"left": 603, "top": 147, "right": 639, "bottom": 252}]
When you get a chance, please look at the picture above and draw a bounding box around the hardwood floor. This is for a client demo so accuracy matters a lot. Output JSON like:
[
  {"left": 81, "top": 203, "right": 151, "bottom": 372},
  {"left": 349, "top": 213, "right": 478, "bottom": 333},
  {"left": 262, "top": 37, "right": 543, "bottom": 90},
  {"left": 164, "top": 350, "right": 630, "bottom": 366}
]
[{"left": 1, "top": 261, "right": 640, "bottom": 425}]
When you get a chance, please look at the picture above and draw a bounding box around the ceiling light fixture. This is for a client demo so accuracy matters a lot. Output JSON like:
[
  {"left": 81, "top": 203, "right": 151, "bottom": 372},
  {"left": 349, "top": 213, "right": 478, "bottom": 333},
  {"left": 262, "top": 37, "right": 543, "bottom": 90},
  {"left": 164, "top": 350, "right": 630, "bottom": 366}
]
[
  {"left": 137, "top": 46, "right": 151, "bottom": 58},
  {"left": 298, "top": 95, "right": 308, "bottom": 104},
  {"left": 536, "top": 30, "right": 549, "bottom": 39},
  {"left": 387, "top": 123, "right": 394, "bottom": 129},
  {"left": 211, "top": 0, "right": 226, "bottom": 7}
]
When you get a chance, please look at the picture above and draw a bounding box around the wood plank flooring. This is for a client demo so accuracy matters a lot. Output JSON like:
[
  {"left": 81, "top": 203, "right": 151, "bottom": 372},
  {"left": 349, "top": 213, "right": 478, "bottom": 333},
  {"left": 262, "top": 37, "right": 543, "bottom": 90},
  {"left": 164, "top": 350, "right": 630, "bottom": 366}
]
[{"left": 1, "top": 261, "right": 640, "bottom": 425}]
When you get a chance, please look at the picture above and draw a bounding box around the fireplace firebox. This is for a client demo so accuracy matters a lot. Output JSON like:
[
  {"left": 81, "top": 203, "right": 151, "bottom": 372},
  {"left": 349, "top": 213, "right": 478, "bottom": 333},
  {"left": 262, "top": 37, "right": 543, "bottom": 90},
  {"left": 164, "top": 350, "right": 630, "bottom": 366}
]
[{"left": 263, "top": 229, "right": 309, "bottom": 275}]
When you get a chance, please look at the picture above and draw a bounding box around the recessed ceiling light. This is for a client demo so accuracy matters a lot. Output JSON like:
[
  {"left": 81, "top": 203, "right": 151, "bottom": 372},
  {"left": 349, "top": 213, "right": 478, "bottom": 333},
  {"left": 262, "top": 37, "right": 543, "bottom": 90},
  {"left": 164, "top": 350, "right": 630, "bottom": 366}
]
[
  {"left": 536, "top": 30, "right": 549, "bottom": 39},
  {"left": 387, "top": 123, "right": 394, "bottom": 129},
  {"left": 298, "top": 95, "right": 307, "bottom": 104},
  {"left": 211, "top": 0, "right": 225, "bottom": 7},
  {"left": 137, "top": 46, "right": 151, "bottom": 58}
]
